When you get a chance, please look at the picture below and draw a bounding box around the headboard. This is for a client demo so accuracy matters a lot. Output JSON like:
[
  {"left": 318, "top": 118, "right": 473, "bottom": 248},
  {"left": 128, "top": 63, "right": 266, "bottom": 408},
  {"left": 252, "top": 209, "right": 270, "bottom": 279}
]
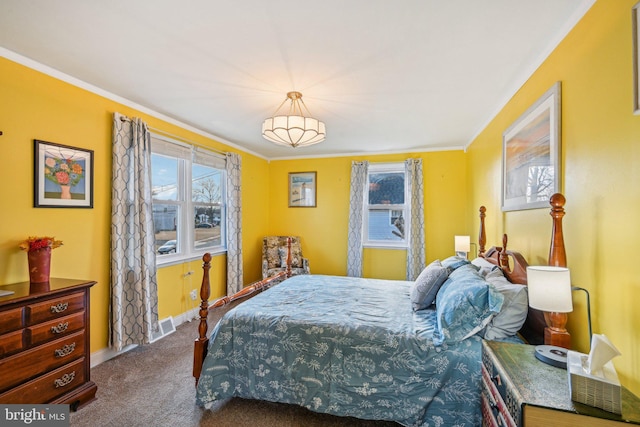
[{"left": 477, "top": 193, "right": 567, "bottom": 345}]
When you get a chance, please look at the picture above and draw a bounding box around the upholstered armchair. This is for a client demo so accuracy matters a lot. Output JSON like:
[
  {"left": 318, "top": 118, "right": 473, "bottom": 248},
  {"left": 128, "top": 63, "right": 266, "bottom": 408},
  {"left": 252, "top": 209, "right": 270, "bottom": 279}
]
[{"left": 262, "top": 236, "right": 310, "bottom": 279}]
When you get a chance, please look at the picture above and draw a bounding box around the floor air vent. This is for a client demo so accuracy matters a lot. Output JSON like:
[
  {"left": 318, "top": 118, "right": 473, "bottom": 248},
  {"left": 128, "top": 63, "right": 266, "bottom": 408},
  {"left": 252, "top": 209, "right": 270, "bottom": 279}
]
[{"left": 150, "top": 316, "right": 176, "bottom": 343}]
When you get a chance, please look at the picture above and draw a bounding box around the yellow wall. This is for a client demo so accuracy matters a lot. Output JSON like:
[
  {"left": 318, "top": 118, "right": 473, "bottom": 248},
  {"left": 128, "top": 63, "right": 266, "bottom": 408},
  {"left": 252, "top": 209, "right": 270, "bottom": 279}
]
[
  {"left": 0, "top": 57, "right": 270, "bottom": 354},
  {"left": 468, "top": 0, "right": 640, "bottom": 394},
  {"left": 268, "top": 150, "right": 468, "bottom": 279}
]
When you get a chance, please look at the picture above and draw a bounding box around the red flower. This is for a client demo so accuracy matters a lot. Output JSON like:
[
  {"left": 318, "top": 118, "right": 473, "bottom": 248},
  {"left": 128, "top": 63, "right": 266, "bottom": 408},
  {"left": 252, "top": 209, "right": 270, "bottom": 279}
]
[
  {"left": 55, "top": 171, "right": 70, "bottom": 185},
  {"left": 19, "top": 236, "right": 63, "bottom": 252}
]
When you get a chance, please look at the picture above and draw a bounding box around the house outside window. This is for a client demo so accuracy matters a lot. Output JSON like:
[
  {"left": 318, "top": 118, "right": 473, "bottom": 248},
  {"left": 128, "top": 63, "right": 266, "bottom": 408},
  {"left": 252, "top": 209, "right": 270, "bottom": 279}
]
[
  {"left": 364, "top": 163, "right": 409, "bottom": 248},
  {"left": 151, "top": 135, "right": 226, "bottom": 264}
]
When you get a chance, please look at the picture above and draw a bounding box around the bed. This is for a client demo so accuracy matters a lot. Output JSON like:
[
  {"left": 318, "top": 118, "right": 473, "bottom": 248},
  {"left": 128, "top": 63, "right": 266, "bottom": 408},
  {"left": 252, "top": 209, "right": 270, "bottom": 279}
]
[{"left": 193, "top": 194, "right": 568, "bottom": 426}]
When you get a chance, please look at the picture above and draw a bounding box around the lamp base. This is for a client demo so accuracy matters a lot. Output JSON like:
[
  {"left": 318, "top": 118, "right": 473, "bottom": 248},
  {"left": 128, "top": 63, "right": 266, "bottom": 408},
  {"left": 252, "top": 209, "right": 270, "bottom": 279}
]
[{"left": 534, "top": 345, "right": 568, "bottom": 369}]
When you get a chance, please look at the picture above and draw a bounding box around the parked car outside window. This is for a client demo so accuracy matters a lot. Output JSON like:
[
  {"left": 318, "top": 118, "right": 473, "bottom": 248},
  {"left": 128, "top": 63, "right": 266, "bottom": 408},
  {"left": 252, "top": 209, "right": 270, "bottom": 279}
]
[{"left": 158, "top": 240, "right": 177, "bottom": 254}]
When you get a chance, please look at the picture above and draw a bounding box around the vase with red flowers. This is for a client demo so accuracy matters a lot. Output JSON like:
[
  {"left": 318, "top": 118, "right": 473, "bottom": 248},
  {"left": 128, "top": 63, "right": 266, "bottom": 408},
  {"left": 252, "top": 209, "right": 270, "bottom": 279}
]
[{"left": 19, "top": 236, "right": 63, "bottom": 284}]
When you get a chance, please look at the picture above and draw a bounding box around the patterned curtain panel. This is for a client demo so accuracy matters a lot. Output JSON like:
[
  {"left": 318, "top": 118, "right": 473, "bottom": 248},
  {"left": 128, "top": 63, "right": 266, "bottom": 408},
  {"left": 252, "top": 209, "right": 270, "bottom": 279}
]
[
  {"left": 346, "top": 161, "right": 368, "bottom": 277},
  {"left": 405, "top": 158, "right": 426, "bottom": 280},
  {"left": 225, "top": 152, "right": 243, "bottom": 295},
  {"left": 110, "top": 113, "right": 159, "bottom": 351}
]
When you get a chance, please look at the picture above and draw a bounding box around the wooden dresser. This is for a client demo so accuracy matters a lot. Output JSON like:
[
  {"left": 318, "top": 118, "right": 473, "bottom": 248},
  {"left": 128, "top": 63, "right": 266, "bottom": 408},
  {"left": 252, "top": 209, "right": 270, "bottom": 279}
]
[
  {"left": 0, "top": 278, "right": 97, "bottom": 410},
  {"left": 482, "top": 340, "right": 640, "bottom": 427}
]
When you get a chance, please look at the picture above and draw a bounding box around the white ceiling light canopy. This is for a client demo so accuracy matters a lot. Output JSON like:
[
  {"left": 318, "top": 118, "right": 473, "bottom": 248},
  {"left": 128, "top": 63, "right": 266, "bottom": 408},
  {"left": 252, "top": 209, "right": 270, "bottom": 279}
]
[{"left": 262, "top": 91, "right": 326, "bottom": 148}]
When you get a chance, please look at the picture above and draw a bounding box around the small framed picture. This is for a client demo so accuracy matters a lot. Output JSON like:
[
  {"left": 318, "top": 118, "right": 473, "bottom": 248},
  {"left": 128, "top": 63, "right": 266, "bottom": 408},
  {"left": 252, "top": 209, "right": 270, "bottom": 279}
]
[
  {"left": 288, "top": 172, "right": 316, "bottom": 207},
  {"left": 34, "top": 139, "right": 94, "bottom": 208}
]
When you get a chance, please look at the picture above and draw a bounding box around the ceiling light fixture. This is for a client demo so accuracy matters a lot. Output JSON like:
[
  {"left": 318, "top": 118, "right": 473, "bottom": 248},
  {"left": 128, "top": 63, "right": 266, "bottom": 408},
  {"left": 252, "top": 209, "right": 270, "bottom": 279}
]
[{"left": 262, "top": 91, "right": 326, "bottom": 148}]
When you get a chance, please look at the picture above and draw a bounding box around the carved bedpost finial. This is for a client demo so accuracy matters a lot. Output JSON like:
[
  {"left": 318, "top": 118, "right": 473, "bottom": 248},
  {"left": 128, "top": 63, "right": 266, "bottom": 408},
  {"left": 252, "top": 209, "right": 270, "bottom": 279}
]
[
  {"left": 548, "top": 193, "right": 567, "bottom": 267},
  {"left": 478, "top": 206, "right": 486, "bottom": 257},
  {"left": 500, "top": 234, "right": 510, "bottom": 271}
]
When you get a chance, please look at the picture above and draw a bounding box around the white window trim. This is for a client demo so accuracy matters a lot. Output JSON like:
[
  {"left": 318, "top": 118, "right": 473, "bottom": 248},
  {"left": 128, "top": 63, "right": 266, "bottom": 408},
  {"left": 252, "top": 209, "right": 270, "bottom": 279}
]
[
  {"left": 363, "top": 162, "right": 410, "bottom": 249},
  {"left": 151, "top": 134, "right": 227, "bottom": 266}
]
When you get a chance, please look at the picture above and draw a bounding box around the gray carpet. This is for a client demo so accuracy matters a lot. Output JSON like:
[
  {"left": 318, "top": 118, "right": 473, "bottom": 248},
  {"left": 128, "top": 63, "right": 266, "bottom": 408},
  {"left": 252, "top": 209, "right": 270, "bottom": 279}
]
[{"left": 71, "top": 302, "right": 399, "bottom": 427}]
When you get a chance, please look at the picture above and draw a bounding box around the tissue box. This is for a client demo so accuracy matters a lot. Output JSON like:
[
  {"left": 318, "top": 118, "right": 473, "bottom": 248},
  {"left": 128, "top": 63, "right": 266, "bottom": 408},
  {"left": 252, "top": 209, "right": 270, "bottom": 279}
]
[{"left": 567, "top": 350, "right": 622, "bottom": 414}]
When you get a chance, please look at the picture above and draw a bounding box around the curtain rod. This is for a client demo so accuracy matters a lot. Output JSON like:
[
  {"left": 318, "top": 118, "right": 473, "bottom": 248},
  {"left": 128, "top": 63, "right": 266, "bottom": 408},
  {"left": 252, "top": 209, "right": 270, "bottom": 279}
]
[{"left": 118, "top": 115, "right": 227, "bottom": 156}]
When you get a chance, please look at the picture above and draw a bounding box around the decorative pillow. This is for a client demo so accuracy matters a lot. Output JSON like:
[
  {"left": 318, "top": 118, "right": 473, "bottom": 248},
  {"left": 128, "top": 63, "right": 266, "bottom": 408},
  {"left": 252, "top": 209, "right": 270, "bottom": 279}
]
[
  {"left": 481, "top": 268, "right": 528, "bottom": 340},
  {"left": 471, "top": 256, "right": 499, "bottom": 277},
  {"left": 410, "top": 260, "right": 449, "bottom": 311},
  {"left": 433, "top": 265, "right": 504, "bottom": 346},
  {"left": 441, "top": 256, "right": 471, "bottom": 273}
]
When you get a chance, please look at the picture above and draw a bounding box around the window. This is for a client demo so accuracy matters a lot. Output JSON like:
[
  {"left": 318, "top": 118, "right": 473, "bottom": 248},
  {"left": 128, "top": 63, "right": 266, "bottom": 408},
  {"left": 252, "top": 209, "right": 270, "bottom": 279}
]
[
  {"left": 151, "top": 135, "right": 226, "bottom": 264},
  {"left": 364, "top": 163, "right": 408, "bottom": 248}
]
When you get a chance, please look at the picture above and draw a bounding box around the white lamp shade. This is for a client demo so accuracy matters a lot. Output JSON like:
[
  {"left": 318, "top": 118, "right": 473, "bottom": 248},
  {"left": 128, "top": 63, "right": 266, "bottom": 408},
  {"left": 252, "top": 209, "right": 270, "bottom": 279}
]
[
  {"left": 454, "top": 235, "right": 471, "bottom": 252},
  {"left": 526, "top": 266, "right": 573, "bottom": 312}
]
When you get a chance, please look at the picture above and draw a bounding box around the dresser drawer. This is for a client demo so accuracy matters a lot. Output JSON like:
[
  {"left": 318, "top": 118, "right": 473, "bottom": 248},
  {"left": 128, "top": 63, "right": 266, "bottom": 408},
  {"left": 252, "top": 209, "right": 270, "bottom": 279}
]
[
  {"left": 0, "top": 307, "right": 24, "bottom": 332},
  {"left": 0, "top": 358, "right": 86, "bottom": 404},
  {"left": 27, "top": 311, "right": 85, "bottom": 346},
  {"left": 482, "top": 364, "right": 516, "bottom": 427},
  {"left": 26, "top": 292, "right": 84, "bottom": 325},
  {"left": 0, "top": 331, "right": 85, "bottom": 393},
  {"left": 0, "top": 329, "right": 24, "bottom": 357}
]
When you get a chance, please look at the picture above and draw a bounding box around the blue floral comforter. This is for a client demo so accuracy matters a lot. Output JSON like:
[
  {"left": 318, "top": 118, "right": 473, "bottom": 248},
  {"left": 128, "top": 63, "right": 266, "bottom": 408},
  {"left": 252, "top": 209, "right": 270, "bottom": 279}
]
[{"left": 196, "top": 275, "right": 483, "bottom": 426}]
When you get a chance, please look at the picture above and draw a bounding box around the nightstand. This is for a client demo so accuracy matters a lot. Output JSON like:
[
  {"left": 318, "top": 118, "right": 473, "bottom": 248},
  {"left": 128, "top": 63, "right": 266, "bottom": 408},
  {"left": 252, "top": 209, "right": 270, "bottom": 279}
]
[{"left": 481, "top": 340, "right": 640, "bottom": 427}]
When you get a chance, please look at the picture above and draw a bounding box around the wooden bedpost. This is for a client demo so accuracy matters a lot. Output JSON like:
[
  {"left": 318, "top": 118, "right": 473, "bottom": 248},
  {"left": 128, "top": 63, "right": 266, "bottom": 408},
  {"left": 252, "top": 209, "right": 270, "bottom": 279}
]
[
  {"left": 286, "top": 237, "right": 292, "bottom": 278},
  {"left": 478, "top": 206, "right": 486, "bottom": 257},
  {"left": 544, "top": 193, "right": 571, "bottom": 349},
  {"left": 548, "top": 193, "right": 567, "bottom": 267},
  {"left": 193, "top": 252, "right": 212, "bottom": 386},
  {"left": 500, "top": 234, "right": 510, "bottom": 272}
]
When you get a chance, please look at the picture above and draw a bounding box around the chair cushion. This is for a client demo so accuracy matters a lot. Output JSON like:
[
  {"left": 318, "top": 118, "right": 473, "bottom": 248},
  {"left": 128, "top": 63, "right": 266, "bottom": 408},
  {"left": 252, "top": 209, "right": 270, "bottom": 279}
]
[{"left": 278, "top": 247, "right": 302, "bottom": 268}]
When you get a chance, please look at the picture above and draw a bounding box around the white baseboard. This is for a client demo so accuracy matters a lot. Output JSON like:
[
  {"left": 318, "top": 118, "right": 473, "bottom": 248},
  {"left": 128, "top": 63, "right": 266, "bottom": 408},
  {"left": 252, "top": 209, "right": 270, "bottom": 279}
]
[{"left": 90, "top": 307, "right": 200, "bottom": 368}]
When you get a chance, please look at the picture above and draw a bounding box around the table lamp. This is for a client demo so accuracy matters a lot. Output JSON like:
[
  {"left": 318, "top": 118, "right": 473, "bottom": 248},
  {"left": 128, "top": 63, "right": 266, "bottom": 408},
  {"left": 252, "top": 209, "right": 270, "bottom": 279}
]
[
  {"left": 454, "top": 235, "right": 471, "bottom": 259},
  {"left": 526, "top": 266, "right": 573, "bottom": 368}
]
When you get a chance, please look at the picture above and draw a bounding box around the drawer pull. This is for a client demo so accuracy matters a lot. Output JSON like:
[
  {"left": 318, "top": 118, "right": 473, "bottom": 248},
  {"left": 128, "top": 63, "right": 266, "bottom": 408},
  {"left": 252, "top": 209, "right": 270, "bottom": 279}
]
[
  {"left": 491, "top": 374, "right": 502, "bottom": 387},
  {"left": 54, "top": 342, "right": 76, "bottom": 358},
  {"left": 50, "top": 302, "right": 69, "bottom": 314},
  {"left": 50, "top": 322, "right": 69, "bottom": 334},
  {"left": 54, "top": 371, "right": 75, "bottom": 388}
]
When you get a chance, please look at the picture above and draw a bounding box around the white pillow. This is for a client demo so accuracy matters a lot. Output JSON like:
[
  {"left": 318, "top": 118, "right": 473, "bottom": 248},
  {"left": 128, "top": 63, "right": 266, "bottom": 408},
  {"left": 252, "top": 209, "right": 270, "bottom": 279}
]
[
  {"left": 482, "top": 268, "right": 528, "bottom": 340},
  {"left": 471, "top": 257, "right": 498, "bottom": 277},
  {"left": 410, "top": 260, "right": 449, "bottom": 311}
]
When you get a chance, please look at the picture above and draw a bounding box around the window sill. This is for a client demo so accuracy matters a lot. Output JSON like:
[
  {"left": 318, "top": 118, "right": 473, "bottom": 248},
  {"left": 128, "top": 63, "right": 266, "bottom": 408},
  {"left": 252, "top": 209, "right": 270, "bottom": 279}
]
[
  {"left": 156, "top": 248, "right": 227, "bottom": 268},
  {"left": 363, "top": 244, "right": 408, "bottom": 250}
]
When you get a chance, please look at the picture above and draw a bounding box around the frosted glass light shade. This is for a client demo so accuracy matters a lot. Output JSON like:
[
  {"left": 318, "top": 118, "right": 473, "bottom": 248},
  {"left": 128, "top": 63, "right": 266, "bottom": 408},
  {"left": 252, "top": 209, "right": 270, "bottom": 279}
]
[
  {"left": 262, "top": 115, "right": 326, "bottom": 148},
  {"left": 526, "top": 266, "right": 573, "bottom": 312}
]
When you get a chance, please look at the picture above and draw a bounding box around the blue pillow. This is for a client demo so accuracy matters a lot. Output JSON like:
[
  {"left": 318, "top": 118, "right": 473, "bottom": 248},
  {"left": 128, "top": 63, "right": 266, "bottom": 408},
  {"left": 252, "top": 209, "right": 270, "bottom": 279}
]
[
  {"left": 441, "top": 256, "right": 471, "bottom": 273},
  {"left": 432, "top": 265, "right": 504, "bottom": 346},
  {"left": 410, "top": 260, "right": 449, "bottom": 311}
]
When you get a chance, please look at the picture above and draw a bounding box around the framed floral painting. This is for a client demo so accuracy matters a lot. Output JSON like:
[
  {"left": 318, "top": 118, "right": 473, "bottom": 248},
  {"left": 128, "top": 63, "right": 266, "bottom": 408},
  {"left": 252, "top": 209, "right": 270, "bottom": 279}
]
[{"left": 34, "top": 139, "right": 94, "bottom": 208}]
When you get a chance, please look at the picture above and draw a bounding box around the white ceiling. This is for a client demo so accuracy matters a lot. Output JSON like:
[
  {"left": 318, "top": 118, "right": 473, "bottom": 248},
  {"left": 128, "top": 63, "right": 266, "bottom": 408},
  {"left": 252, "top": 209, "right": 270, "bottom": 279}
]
[{"left": 0, "top": 0, "right": 594, "bottom": 160}]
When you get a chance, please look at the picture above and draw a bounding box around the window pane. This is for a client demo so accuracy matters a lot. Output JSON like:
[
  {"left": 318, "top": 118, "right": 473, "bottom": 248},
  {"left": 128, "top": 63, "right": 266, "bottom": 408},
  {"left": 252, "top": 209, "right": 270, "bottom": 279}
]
[
  {"left": 192, "top": 164, "right": 222, "bottom": 204},
  {"left": 367, "top": 208, "right": 404, "bottom": 241},
  {"left": 368, "top": 172, "right": 404, "bottom": 205},
  {"left": 193, "top": 163, "right": 223, "bottom": 251},
  {"left": 151, "top": 154, "right": 178, "bottom": 201},
  {"left": 194, "top": 204, "right": 222, "bottom": 250},
  {"left": 153, "top": 203, "right": 178, "bottom": 254}
]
